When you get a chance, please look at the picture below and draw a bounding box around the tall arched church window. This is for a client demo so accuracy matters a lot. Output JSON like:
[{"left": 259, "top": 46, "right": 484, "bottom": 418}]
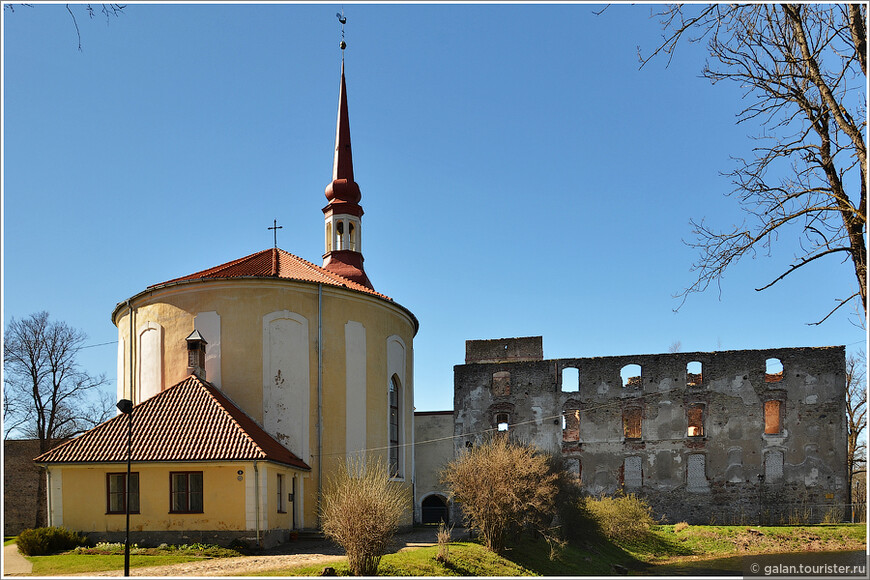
[
  {"left": 336, "top": 221, "right": 345, "bottom": 250},
  {"left": 326, "top": 222, "right": 333, "bottom": 252},
  {"left": 389, "top": 376, "right": 401, "bottom": 477},
  {"left": 349, "top": 222, "right": 357, "bottom": 251}
]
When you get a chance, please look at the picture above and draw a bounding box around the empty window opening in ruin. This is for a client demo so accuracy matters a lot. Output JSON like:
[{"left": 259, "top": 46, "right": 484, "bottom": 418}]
[
  {"left": 687, "top": 404, "right": 704, "bottom": 437},
  {"left": 621, "top": 364, "right": 642, "bottom": 388},
  {"left": 764, "top": 400, "right": 782, "bottom": 434},
  {"left": 765, "top": 358, "right": 783, "bottom": 383},
  {"left": 562, "top": 409, "right": 580, "bottom": 442},
  {"left": 623, "top": 407, "right": 642, "bottom": 439},
  {"left": 492, "top": 371, "right": 511, "bottom": 397},
  {"left": 624, "top": 456, "right": 642, "bottom": 489},
  {"left": 561, "top": 367, "right": 579, "bottom": 392},
  {"left": 496, "top": 412, "right": 510, "bottom": 432},
  {"left": 687, "top": 361, "right": 703, "bottom": 387}
]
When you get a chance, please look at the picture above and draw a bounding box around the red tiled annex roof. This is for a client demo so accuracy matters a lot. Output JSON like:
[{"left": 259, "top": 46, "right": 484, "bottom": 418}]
[
  {"left": 34, "top": 375, "right": 310, "bottom": 470},
  {"left": 149, "top": 247, "right": 391, "bottom": 301}
]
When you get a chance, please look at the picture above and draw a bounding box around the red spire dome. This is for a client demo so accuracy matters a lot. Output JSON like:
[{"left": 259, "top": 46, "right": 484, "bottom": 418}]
[{"left": 322, "top": 60, "right": 373, "bottom": 289}]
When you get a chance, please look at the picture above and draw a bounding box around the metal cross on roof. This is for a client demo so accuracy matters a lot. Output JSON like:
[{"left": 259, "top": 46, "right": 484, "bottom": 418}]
[{"left": 268, "top": 219, "right": 283, "bottom": 249}]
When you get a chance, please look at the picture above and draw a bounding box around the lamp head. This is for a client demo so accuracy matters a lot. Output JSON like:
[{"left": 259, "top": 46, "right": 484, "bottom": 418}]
[{"left": 117, "top": 399, "right": 133, "bottom": 415}]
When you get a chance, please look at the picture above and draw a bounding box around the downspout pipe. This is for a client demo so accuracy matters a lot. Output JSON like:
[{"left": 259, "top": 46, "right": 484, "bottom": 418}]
[
  {"left": 254, "top": 461, "right": 260, "bottom": 548},
  {"left": 127, "top": 300, "right": 135, "bottom": 403},
  {"left": 46, "top": 469, "right": 52, "bottom": 527},
  {"left": 316, "top": 283, "right": 323, "bottom": 528}
]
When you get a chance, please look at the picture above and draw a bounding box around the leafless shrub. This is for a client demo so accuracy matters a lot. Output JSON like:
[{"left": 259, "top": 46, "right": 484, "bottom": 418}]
[
  {"left": 584, "top": 494, "right": 655, "bottom": 542},
  {"left": 319, "top": 455, "right": 408, "bottom": 576},
  {"left": 441, "top": 436, "right": 558, "bottom": 554},
  {"left": 435, "top": 521, "right": 452, "bottom": 563}
]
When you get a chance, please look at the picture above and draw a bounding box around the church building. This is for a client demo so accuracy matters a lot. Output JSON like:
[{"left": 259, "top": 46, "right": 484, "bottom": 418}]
[{"left": 35, "top": 55, "right": 419, "bottom": 548}]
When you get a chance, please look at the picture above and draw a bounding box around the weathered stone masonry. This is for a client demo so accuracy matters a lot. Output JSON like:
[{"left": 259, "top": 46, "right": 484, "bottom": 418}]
[{"left": 454, "top": 337, "right": 848, "bottom": 525}]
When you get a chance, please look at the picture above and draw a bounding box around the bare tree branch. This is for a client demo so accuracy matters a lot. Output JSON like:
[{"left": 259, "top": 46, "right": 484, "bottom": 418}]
[{"left": 644, "top": 4, "right": 866, "bottom": 323}]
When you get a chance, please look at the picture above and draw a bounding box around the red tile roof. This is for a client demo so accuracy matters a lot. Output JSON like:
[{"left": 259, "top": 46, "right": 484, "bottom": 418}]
[
  {"left": 34, "top": 375, "right": 310, "bottom": 470},
  {"left": 149, "top": 247, "right": 391, "bottom": 301}
]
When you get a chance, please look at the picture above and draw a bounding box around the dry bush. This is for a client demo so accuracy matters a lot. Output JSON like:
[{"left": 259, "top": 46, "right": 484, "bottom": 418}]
[
  {"left": 319, "top": 456, "right": 408, "bottom": 576},
  {"left": 584, "top": 494, "right": 655, "bottom": 542},
  {"left": 441, "top": 436, "right": 558, "bottom": 553},
  {"left": 674, "top": 521, "right": 689, "bottom": 533},
  {"left": 435, "top": 521, "right": 452, "bottom": 563}
]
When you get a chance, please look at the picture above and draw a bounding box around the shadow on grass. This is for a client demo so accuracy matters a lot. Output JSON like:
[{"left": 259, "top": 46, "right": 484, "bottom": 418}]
[{"left": 498, "top": 528, "right": 697, "bottom": 576}]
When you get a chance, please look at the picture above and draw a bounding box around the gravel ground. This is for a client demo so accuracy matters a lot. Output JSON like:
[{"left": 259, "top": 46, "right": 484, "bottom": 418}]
[{"left": 75, "top": 527, "right": 467, "bottom": 577}]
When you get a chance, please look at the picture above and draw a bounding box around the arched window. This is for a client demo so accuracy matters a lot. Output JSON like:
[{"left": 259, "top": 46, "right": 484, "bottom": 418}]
[
  {"left": 325, "top": 222, "right": 333, "bottom": 252},
  {"left": 389, "top": 376, "right": 401, "bottom": 477},
  {"left": 561, "top": 367, "right": 579, "bottom": 392},
  {"left": 336, "top": 221, "right": 345, "bottom": 250},
  {"left": 687, "top": 361, "right": 703, "bottom": 387},
  {"left": 349, "top": 222, "right": 357, "bottom": 251},
  {"left": 765, "top": 358, "right": 783, "bottom": 383},
  {"left": 621, "top": 364, "right": 642, "bottom": 388},
  {"left": 496, "top": 413, "right": 510, "bottom": 432}
]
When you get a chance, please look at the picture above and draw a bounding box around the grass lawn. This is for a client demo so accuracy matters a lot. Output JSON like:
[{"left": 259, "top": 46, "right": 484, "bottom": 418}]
[
  {"left": 4, "top": 537, "right": 18, "bottom": 547},
  {"left": 252, "top": 542, "right": 534, "bottom": 576},
  {"left": 25, "top": 553, "right": 207, "bottom": 576},
  {"left": 8, "top": 524, "right": 865, "bottom": 576},
  {"left": 254, "top": 524, "right": 866, "bottom": 577},
  {"left": 637, "top": 523, "right": 867, "bottom": 565}
]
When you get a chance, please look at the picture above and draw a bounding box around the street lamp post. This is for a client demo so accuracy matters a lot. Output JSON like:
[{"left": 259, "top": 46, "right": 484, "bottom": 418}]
[{"left": 117, "top": 399, "right": 134, "bottom": 577}]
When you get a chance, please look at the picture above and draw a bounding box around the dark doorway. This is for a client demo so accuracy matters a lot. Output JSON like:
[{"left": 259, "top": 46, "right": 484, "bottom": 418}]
[{"left": 421, "top": 495, "right": 449, "bottom": 524}]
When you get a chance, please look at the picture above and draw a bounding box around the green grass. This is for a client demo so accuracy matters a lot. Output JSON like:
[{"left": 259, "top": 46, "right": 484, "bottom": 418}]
[
  {"left": 9, "top": 524, "right": 865, "bottom": 576},
  {"left": 252, "top": 542, "right": 535, "bottom": 576},
  {"left": 644, "top": 523, "right": 866, "bottom": 561},
  {"left": 4, "top": 536, "right": 18, "bottom": 547},
  {"left": 251, "top": 524, "right": 866, "bottom": 577},
  {"left": 26, "top": 553, "right": 206, "bottom": 575}
]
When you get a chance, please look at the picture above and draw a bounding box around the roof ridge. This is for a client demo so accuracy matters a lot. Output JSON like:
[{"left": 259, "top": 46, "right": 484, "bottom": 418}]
[{"left": 151, "top": 249, "right": 272, "bottom": 288}]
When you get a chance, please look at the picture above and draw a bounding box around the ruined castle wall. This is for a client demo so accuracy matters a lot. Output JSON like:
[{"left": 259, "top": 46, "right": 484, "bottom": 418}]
[{"left": 454, "top": 340, "right": 848, "bottom": 524}]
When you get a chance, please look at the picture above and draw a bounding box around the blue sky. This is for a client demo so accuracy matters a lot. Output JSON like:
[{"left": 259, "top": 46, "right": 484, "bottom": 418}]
[{"left": 3, "top": 2, "right": 865, "bottom": 414}]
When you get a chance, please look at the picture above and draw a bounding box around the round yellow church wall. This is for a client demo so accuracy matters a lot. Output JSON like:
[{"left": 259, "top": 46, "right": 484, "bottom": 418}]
[{"left": 112, "top": 278, "right": 416, "bottom": 529}]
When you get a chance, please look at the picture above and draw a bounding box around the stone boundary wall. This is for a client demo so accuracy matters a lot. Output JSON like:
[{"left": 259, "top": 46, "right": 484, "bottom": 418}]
[{"left": 3, "top": 440, "right": 46, "bottom": 535}]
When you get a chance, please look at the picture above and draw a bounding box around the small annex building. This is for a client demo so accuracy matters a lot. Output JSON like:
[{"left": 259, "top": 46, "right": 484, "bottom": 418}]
[
  {"left": 35, "top": 56, "right": 418, "bottom": 548},
  {"left": 34, "top": 375, "right": 310, "bottom": 546}
]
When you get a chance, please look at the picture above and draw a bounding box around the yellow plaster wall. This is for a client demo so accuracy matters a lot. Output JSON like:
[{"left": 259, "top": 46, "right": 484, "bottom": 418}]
[
  {"left": 113, "top": 279, "right": 416, "bottom": 528},
  {"left": 57, "top": 463, "right": 248, "bottom": 533}
]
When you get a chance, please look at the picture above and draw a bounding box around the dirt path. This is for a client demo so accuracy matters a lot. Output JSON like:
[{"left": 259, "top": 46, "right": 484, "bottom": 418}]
[{"left": 75, "top": 527, "right": 463, "bottom": 577}]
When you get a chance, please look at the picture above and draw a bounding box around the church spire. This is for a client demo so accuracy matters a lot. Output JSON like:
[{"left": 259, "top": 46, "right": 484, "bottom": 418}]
[{"left": 321, "top": 31, "right": 373, "bottom": 290}]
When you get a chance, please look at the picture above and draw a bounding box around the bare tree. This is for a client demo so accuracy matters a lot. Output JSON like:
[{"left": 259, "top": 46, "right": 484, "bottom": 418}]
[
  {"left": 846, "top": 350, "right": 867, "bottom": 521},
  {"left": 3, "top": 3, "right": 126, "bottom": 51},
  {"left": 641, "top": 4, "right": 866, "bottom": 324},
  {"left": 3, "top": 311, "right": 112, "bottom": 527}
]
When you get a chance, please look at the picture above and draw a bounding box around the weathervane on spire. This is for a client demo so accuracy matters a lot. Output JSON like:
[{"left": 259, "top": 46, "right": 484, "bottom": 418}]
[{"left": 337, "top": 9, "right": 347, "bottom": 52}]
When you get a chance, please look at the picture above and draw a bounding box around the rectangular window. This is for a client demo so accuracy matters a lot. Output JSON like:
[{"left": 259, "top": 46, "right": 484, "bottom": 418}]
[
  {"left": 623, "top": 408, "right": 642, "bottom": 439},
  {"left": 107, "top": 473, "right": 139, "bottom": 514},
  {"left": 277, "top": 474, "right": 286, "bottom": 513},
  {"left": 764, "top": 401, "right": 782, "bottom": 434},
  {"left": 170, "top": 472, "right": 203, "bottom": 513},
  {"left": 562, "top": 409, "right": 580, "bottom": 442},
  {"left": 687, "top": 405, "right": 704, "bottom": 437}
]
